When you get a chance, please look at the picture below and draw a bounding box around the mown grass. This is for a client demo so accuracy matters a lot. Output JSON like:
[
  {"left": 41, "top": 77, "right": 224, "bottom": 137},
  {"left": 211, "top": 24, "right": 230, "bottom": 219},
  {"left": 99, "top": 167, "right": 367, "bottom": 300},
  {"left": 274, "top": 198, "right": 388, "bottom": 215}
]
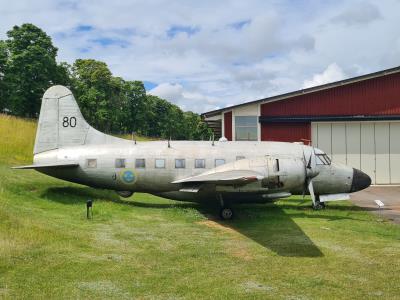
[
  {"left": 0, "top": 114, "right": 37, "bottom": 164},
  {"left": 0, "top": 114, "right": 400, "bottom": 299}
]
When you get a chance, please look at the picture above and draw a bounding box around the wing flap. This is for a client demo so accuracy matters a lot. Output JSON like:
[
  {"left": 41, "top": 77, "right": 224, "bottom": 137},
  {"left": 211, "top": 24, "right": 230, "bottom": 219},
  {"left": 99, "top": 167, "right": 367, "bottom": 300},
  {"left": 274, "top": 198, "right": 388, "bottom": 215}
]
[{"left": 12, "top": 161, "right": 79, "bottom": 169}]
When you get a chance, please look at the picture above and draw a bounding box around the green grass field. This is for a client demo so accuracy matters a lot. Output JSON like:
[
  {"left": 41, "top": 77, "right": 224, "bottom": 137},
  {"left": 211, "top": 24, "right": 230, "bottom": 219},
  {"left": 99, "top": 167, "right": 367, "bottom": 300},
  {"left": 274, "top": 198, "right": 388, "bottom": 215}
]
[{"left": 0, "top": 114, "right": 400, "bottom": 299}]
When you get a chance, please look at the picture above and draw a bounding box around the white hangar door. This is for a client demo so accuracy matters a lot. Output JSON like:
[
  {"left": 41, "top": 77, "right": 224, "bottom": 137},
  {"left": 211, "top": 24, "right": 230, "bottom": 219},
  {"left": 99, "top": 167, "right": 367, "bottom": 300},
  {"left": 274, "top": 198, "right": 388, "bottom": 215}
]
[{"left": 311, "top": 122, "right": 400, "bottom": 185}]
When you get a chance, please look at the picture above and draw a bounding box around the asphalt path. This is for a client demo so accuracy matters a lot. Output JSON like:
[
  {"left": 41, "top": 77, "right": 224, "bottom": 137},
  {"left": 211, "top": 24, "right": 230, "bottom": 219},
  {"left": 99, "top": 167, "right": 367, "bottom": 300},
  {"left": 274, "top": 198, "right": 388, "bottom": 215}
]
[{"left": 350, "top": 186, "right": 400, "bottom": 224}]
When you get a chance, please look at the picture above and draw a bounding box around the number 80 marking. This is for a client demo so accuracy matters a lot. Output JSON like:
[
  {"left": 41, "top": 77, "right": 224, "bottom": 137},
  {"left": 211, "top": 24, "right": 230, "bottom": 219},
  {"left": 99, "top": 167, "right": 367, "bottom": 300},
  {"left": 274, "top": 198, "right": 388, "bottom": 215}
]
[{"left": 62, "top": 116, "right": 77, "bottom": 128}]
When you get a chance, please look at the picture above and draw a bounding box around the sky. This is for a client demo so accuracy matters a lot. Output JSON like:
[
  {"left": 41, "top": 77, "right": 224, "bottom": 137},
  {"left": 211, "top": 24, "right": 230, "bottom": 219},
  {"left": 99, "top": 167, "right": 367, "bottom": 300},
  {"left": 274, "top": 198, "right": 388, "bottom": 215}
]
[{"left": 0, "top": 0, "right": 399, "bottom": 113}]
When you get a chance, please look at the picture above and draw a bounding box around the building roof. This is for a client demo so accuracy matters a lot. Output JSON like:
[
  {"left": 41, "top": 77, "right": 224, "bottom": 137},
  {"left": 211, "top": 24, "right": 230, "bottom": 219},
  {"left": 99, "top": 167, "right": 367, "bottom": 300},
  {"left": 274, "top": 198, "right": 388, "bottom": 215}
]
[{"left": 201, "top": 65, "right": 400, "bottom": 118}]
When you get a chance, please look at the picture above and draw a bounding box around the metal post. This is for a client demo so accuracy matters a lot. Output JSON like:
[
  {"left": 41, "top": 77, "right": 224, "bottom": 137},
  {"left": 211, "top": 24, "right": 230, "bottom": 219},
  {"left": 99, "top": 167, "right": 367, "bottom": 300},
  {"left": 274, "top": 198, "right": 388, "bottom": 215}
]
[{"left": 86, "top": 199, "right": 93, "bottom": 219}]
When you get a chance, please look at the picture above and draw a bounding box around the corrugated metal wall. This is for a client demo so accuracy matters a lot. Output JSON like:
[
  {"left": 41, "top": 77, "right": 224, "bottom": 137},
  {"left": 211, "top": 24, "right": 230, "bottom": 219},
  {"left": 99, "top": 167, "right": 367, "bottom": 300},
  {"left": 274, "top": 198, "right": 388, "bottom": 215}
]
[
  {"left": 261, "top": 72, "right": 400, "bottom": 117},
  {"left": 261, "top": 122, "right": 310, "bottom": 142},
  {"left": 224, "top": 111, "right": 232, "bottom": 141},
  {"left": 260, "top": 72, "right": 400, "bottom": 142}
]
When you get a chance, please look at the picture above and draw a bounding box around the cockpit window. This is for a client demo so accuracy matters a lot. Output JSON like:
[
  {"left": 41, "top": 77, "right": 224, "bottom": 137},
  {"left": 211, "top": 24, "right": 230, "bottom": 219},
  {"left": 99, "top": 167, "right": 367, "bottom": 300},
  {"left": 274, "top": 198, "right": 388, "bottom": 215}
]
[{"left": 316, "top": 154, "right": 331, "bottom": 165}]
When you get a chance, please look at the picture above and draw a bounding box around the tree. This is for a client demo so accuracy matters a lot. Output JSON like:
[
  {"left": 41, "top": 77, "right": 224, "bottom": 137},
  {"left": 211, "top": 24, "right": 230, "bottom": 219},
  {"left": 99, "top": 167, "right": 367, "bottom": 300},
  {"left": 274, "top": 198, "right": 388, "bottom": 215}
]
[
  {"left": 70, "top": 59, "right": 114, "bottom": 131},
  {"left": 183, "top": 111, "right": 212, "bottom": 140},
  {"left": 1, "top": 23, "right": 210, "bottom": 139},
  {"left": 4, "top": 23, "right": 68, "bottom": 117},
  {"left": 0, "top": 40, "right": 8, "bottom": 111},
  {"left": 123, "top": 80, "right": 148, "bottom": 134}
]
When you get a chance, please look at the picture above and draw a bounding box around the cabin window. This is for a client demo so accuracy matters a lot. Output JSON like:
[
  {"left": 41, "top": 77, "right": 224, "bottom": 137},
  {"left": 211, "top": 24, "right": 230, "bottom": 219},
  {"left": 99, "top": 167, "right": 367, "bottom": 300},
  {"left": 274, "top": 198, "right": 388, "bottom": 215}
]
[
  {"left": 155, "top": 159, "right": 165, "bottom": 169},
  {"left": 236, "top": 155, "right": 245, "bottom": 160},
  {"left": 175, "top": 159, "right": 186, "bottom": 169},
  {"left": 86, "top": 159, "right": 97, "bottom": 168},
  {"left": 316, "top": 154, "right": 331, "bottom": 165},
  {"left": 195, "top": 159, "right": 206, "bottom": 168},
  {"left": 215, "top": 159, "right": 225, "bottom": 167},
  {"left": 115, "top": 158, "right": 126, "bottom": 168},
  {"left": 235, "top": 116, "right": 258, "bottom": 141},
  {"left": 135, "top": 158, "right": 146, "bottom": 168}
]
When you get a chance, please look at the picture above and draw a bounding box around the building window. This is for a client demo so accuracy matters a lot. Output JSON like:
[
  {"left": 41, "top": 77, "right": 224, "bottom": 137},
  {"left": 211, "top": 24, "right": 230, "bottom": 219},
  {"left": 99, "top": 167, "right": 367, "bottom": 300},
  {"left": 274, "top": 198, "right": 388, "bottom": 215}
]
[
  {"left": 195, "top": 159, "right": 206, "bottom": 168},
  {"left": 236, "top": 155, "right": 245, "bottom": 160},
  {"left": 135, "top": 159, "right": 146, "bottom": 168},
  {"left": 235, "top": 116, "right": 258, "bottom": 141},
  {"left": 175, "top": 159, "right": 186, "bottom": 168},
  {"left": 115, "top": 158, "right": 126, "bottom": 168},
  {"left": 215, "top": 159, "right": 225, "bottom": 167},
  {"left": 87, "top": 159, "right": 97, "bottom": 168},
  {"left": 155, "top": 159, "right": 165, "bottom": 169}
]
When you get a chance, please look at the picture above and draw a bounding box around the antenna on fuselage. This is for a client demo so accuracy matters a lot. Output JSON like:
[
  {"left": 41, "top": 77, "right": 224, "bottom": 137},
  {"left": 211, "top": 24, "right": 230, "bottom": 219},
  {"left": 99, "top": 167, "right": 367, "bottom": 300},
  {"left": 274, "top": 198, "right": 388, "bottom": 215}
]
[
  {"left": 168, "top": 137, "right": 171, "bottom": 148},
  {"left": 132, "top": 132, "right": 137, "bottom": 145},
  {"left": 212, "top": 133, "right": 215, "bottom": 146}
]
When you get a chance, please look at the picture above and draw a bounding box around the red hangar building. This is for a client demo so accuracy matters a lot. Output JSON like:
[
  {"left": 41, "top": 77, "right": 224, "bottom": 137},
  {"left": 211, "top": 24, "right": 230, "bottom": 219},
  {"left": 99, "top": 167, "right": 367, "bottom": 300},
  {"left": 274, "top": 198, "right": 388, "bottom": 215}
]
[{"left": 201, "top": 66, "right": 400, "bottom": 185}]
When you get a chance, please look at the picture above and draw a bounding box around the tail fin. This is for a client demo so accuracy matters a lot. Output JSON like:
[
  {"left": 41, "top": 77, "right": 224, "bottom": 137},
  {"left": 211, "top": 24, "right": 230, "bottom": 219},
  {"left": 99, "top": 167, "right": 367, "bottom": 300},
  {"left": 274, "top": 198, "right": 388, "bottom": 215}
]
[{"left": 34, "top": 85, "right": 124, "bottom": 154}]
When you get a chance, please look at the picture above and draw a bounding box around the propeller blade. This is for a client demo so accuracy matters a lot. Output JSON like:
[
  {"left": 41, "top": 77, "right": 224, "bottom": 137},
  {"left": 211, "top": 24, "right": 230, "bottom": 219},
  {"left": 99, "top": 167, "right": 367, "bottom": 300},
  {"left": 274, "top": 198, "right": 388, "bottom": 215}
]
[
  {"left": 308, "top": 180, "right": 316, "bottom": 206},
  {"left": 302, "top": 149, "right": 307, "bottom": 199},
  {"left": 307, "top": 153, "right": 312, "bottom": 169}
]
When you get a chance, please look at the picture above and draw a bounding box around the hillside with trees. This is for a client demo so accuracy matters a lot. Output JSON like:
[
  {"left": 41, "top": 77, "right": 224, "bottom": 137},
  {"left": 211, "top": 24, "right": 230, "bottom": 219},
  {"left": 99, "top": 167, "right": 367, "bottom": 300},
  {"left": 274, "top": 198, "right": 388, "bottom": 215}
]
[{"left": 0, "top": 23, "right": 211, "bottom": 140}]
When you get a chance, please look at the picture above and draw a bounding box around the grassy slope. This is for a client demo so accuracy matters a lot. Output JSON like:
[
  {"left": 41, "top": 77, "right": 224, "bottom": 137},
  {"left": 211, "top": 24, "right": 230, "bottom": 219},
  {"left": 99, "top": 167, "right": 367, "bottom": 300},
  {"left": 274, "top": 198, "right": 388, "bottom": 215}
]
[{"left": 0, "top": 114, "right": 399, "bottom": 299}]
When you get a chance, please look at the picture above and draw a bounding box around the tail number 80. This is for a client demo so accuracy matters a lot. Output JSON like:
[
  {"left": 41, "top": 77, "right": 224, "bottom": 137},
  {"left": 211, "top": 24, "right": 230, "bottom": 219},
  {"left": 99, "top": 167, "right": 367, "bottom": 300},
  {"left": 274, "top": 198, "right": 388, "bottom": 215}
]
[{"left": 62, "top": 116, "right": 77, "bottom": 128}]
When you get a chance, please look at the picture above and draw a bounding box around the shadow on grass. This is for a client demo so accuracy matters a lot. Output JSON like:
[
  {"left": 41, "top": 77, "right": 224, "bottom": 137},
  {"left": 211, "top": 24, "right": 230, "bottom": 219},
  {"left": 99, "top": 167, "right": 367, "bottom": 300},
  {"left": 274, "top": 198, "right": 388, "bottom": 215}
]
[
  {"left": 42, "top": 187, "right": 323, "bottom": 257},
  {"left": 41, "top": 186, "right": 121, "bottom": 204},
  {"left": 41, "top": 186, "right": 196, "bottom": 209},
  {"left": 203, "top": 203, "right": 324, "bottom": 258}
]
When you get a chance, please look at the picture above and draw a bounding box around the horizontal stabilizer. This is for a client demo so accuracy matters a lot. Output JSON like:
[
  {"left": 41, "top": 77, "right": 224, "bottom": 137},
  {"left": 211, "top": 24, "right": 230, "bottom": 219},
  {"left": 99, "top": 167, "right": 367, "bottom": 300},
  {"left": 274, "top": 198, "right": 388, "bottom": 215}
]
[
  {"left": 173, "top": 170, "right": 263, "bottom": 185},
  {"left": 12, "top": 161, "right": 79, "bottom": 169}
]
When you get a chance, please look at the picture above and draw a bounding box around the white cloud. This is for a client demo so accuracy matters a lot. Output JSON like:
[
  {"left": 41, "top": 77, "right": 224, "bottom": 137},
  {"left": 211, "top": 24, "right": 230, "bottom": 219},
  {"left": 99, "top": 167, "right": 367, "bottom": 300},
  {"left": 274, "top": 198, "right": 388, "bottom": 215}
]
[
  {"left": 148, "top": 83, "right": 220, "bottom": 112},
  {"left": 302, "top": 63, "right": 347, "bottom": 89},
  {"left": 0, "top": 0, "right": 399, "bottom": 113},
  {"left": 331, "top": 2, "right": 382, "bottom": 26}
]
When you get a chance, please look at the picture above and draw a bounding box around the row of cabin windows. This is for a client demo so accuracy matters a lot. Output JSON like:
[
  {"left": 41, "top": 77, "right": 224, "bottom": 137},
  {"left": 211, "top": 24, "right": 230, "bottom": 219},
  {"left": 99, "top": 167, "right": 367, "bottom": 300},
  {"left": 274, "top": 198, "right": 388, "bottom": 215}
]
[{"left": 85, "top": 158, "right": 243, "bottom": 169}]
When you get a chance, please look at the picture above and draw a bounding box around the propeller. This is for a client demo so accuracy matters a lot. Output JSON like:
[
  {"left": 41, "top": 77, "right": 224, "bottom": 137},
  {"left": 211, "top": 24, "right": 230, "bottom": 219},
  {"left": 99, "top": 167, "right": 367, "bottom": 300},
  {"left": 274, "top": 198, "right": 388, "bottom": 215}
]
[{"left": 302, "top": 148, "right": 319, "bottom": 207}]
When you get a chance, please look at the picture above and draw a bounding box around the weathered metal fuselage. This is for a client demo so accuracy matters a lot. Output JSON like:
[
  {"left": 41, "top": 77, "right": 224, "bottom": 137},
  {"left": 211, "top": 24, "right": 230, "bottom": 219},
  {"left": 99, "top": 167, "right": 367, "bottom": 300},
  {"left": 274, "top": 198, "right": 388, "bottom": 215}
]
[{"left": 34, "top": 140, "right": 357, "bottom": 203}]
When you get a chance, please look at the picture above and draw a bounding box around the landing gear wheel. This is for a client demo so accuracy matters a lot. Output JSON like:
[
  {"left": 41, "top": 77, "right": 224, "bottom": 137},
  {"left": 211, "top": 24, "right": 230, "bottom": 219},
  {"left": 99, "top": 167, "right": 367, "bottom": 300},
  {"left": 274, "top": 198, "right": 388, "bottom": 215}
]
[
  {"left": 312, "top": 194, "right": 325, "bottom": 210},
  {"left": 313, "top": 201, "right": 325, "bottom": 210},
  {"left": 220, "top": 207, "right": 234, "bottom": 220}
]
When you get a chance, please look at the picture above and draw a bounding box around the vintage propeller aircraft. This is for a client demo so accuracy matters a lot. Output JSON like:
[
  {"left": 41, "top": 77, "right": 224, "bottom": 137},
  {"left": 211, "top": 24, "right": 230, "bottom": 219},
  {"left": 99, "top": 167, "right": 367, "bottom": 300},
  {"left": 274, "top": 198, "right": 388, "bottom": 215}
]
[{"left": 13, "top": 85, "right": 371, "bottom": 219}]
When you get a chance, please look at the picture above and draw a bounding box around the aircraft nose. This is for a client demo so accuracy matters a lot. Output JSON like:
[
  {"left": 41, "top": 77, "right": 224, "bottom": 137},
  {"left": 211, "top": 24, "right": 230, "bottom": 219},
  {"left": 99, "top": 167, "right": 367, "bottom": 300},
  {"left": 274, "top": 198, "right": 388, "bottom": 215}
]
[{"left": 350, "top": 168, "right": 371, "bottom": 192}]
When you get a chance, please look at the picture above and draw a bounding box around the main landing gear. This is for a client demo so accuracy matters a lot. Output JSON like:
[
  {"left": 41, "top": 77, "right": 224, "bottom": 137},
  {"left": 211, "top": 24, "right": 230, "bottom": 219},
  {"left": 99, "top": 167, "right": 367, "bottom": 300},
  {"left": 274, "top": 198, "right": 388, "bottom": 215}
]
[{"left": 218, "top": 194, "right": 234, "bottom": 220}]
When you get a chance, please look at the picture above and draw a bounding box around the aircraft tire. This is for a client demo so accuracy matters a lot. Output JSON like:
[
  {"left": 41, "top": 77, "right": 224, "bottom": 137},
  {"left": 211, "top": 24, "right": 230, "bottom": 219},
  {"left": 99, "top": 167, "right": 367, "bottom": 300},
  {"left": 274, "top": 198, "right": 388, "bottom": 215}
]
[
  {"left": 116, "top": 191, "right": 134, "bottom": 198},
  {"left": 313, "top": 201, "right": 325, "bottom": 210},
  {"left": 220, "top": 207, "right": 234, "bottom": 220}
]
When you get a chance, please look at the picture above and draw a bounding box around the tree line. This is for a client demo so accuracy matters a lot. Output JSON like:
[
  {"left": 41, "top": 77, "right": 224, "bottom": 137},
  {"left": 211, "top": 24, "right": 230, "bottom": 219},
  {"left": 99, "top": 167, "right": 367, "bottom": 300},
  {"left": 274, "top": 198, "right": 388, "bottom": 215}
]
[{"left": 0, "top": 23, "right": 211, "bottom": 139}]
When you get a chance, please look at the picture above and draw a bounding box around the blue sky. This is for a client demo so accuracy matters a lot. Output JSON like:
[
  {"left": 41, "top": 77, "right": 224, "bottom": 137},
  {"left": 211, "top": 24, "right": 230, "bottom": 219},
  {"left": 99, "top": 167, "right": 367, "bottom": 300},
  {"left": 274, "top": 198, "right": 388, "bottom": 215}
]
[{"left": 0, "top": 0, "right": 399, "bottom": 112}]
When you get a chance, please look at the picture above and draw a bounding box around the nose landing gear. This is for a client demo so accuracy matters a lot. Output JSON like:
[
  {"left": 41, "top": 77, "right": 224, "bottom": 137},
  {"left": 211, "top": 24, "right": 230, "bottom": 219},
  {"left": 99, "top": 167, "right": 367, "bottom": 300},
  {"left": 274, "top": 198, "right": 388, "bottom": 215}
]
[{"left": 312, "top": 195, "right": 326, "bottom": 210}]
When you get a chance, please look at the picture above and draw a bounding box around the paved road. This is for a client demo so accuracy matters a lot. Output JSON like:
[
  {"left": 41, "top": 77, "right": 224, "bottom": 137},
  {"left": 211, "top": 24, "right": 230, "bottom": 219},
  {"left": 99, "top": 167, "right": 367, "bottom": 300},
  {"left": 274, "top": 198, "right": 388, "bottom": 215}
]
[{"left": 350, "top": 186, "right": 400, "bottom": 224}]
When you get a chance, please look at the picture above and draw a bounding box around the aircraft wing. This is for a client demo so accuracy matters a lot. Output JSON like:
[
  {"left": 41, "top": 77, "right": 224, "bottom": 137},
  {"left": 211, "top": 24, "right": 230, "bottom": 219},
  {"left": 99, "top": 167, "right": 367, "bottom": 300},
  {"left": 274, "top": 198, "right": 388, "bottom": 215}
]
[
  {"left": 172, "top": 170, "right": 263, "bottom": 185},
  {"left": 12, "top": 161, "right": 79, "bottom": 169}
]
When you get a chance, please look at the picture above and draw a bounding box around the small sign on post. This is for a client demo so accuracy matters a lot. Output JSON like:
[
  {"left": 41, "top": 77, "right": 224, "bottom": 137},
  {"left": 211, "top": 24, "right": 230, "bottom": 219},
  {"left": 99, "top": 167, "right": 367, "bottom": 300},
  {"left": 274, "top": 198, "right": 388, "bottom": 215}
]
[
  {"left": 374, "top": 199, "right": 384, "bottom": 221},
  {"left": 86, "top": 199, "right": 93, "bottom": 219}
]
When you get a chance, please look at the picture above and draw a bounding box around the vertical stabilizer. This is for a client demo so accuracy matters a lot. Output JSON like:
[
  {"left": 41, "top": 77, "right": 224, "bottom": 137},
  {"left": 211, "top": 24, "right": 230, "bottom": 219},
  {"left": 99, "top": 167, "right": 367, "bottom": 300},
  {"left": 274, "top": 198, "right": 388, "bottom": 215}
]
[
  {"left": 34, "top": 85, "right": 130, "bottom": 155},
  {"left": 34, "top": 85, "right": 90, "bottom": 154}
]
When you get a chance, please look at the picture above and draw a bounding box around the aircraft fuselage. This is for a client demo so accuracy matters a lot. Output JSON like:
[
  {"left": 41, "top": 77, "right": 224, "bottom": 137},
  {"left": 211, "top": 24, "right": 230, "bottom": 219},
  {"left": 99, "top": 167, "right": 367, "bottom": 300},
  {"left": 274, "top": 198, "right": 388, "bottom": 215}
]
[{"left": 33, "top": 140, "right": 361, "bottom": 203}]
